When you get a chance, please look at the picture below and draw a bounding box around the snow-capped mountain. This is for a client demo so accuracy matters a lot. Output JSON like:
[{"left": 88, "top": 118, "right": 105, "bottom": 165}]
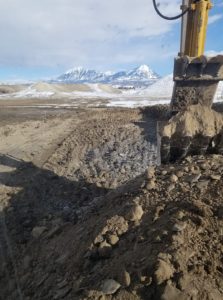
[
  {"left": 57, "top": 67, "right": 107, "bottom": 83},
  {"left": 126, "top": 65, "right": 159, "bottom": 81},
  {"left": 56, "top": 65, "right": 159, "bottom": 87}
]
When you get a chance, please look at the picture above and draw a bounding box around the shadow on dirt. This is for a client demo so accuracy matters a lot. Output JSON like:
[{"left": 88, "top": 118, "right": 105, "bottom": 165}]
[
  {"left": 0, "top": 107, "right": 172, "bottom": 299},
  {"left": 0, "top": 153, "right": 109, "bottom": 240},
  {"left": 0, "top": 150, "right": 209, "bottom": 299},
  {"left": 0, "top": 154, "right": 109, "bottom": 299},
  {"left": 132, "top": 105, "right": 171, "bottom": 165},
  {"left": 136, "top": 105, "right": 170, "bottom": 143}
]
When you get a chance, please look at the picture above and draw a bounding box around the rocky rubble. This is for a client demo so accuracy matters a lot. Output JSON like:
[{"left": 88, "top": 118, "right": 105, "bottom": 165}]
[{"left": 1, "top": 154, "right": 223, "bottom": 299}]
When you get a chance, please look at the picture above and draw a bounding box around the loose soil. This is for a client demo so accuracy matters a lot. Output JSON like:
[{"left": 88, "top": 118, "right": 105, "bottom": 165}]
[{"left": 0, "top": 104, "right": 223, "bottom": 300}]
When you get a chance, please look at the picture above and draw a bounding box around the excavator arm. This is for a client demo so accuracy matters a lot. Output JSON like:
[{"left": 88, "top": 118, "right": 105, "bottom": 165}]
[
  {"left": 172, "top": 0, "right": 223, "bottom": 112},
  {"left": 153, "top": 0, "right": 223, "bottom": 163},
  {"left": 181, "top": 0, "right": 211, "bottom": 57}
]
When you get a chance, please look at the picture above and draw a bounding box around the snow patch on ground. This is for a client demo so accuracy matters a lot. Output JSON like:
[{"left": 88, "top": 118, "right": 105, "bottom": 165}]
[
  {"left": 14, "top": 88, "right": 55, "bottom": 98},
  {"left": 135, "top": 74, "right": 173, "bottom": 99},
  {"left": 106, "top": 98, "right": 170, "bottom": 108},
  {"left": 0, "top": 76, "right": 222, "bottom": 109}
]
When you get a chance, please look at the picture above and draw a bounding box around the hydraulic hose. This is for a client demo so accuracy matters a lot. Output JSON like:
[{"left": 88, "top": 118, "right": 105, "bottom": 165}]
[{"left": 152, "top": 0, "right": 189, "bottom": 20}]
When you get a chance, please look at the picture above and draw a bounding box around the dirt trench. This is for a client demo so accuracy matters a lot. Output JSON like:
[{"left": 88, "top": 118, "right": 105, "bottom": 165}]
[
  {"left": 0, "top": 106, "right": 164, "bottom": 300},
  {"left": 2, "top": 105, "right": 223, "bottom": 300}
]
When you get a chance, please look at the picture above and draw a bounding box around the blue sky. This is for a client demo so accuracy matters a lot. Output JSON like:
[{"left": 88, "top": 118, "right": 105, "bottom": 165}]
[{"left": 0, "top": 0, "right": 222, "bottom": 81}]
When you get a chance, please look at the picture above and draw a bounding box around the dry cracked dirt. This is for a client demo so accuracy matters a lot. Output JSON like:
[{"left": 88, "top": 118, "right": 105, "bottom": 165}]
[{"left": 0, "top": 104, "right": 223, "bottom": 300}]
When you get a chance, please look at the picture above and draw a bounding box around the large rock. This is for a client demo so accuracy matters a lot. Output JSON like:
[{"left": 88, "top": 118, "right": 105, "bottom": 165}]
[
  {"left": 154, "top": 259, "right": 175, "bottom": 285},
  {"left": 31, "top": 226, "right": 47, "bottom": 238},
  {"left": 161, "top": 283, "right": 189, "bottom": 300},
  {"left": 125, "top": 204, "right": 144, "bottom": 222},
  {"left": 118, "top": 270, "right": 131, "bottom": 287},
  {"left": 101, "top": 279, "right": 121, "bottom": 295}
]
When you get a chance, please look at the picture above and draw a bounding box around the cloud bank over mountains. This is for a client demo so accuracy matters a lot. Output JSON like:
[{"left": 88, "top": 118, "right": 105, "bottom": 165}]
[
  {"left": 0, "top": 0, "right": 222, "bottom": 77},
  {"left": 0, "top": 0, "right": 187, "bottom": 69}
]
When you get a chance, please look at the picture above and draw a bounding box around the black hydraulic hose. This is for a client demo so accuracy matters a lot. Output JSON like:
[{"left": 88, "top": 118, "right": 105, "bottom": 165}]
[{"left": 152, "top": 0, "right": 189, "bottom": 20}]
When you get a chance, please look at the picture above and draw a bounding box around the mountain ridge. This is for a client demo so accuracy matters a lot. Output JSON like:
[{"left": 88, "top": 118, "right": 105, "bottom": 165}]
[{"left": 55, "top": 64, "right": 160, "bottom": 87}]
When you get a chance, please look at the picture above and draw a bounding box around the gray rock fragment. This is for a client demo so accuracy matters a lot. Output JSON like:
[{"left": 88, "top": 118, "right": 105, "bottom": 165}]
[{"left": 101, "top": 279, "right": 121, "bottom": 295}]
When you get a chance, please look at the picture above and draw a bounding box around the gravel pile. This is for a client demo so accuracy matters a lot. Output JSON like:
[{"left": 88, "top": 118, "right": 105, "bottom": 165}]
[{"left": 76, "top": 129, "right": 157, "bottom": 189}]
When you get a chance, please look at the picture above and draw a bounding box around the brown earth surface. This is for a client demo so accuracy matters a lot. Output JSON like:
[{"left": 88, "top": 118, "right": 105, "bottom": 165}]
[{"left": 0, "top": 104, "right": 223, "bottom": 300}]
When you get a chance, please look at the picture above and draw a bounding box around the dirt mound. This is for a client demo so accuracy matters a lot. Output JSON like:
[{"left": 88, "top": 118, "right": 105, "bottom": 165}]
[
  {"left": 31, "top": 82, "right": 92, "bottom": 93},
  {"left": 31, "top": 82, "right": 55, "bottom": 92},
  {"left": 162, "top": 104, "right": 223, "bottom": 138},
  {"left": 54, "top": 83, "right": 92, "bottom": 93},
  {"left": 97, "top": 84, "right": 122, "bottom": 94},
  {"left": 0, "top": 85, "right": 26, "bottom": 94},
  {"left": 2, "top": 82, "right": 122, "bottom": 99},
  {"left": 27, "top": 82, "right": 121, "bottom": 95},
  {"left": 1, "top": 152, "right": 223, "bottom": 299}
]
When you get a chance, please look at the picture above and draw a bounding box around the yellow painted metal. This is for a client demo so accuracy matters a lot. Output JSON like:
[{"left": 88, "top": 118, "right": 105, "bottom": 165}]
[{"left": 184, "top": 0, "right": 213, "bottom": 57}]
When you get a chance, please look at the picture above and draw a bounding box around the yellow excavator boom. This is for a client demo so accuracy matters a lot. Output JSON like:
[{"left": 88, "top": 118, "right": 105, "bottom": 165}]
[{"left": 183, "top": 0, "right": 212, "bottom": 57}]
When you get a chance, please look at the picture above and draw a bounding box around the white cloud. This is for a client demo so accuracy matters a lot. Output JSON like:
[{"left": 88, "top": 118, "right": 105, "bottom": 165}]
[
  {"left": 0, "top": 0, "right": 182, "bottom": 70},
  {"left": 208, "top": 14, "right": 223, "bottom": 24},
  {"left": 206, "top": 50, "right": 223, "bottom": 56}
]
